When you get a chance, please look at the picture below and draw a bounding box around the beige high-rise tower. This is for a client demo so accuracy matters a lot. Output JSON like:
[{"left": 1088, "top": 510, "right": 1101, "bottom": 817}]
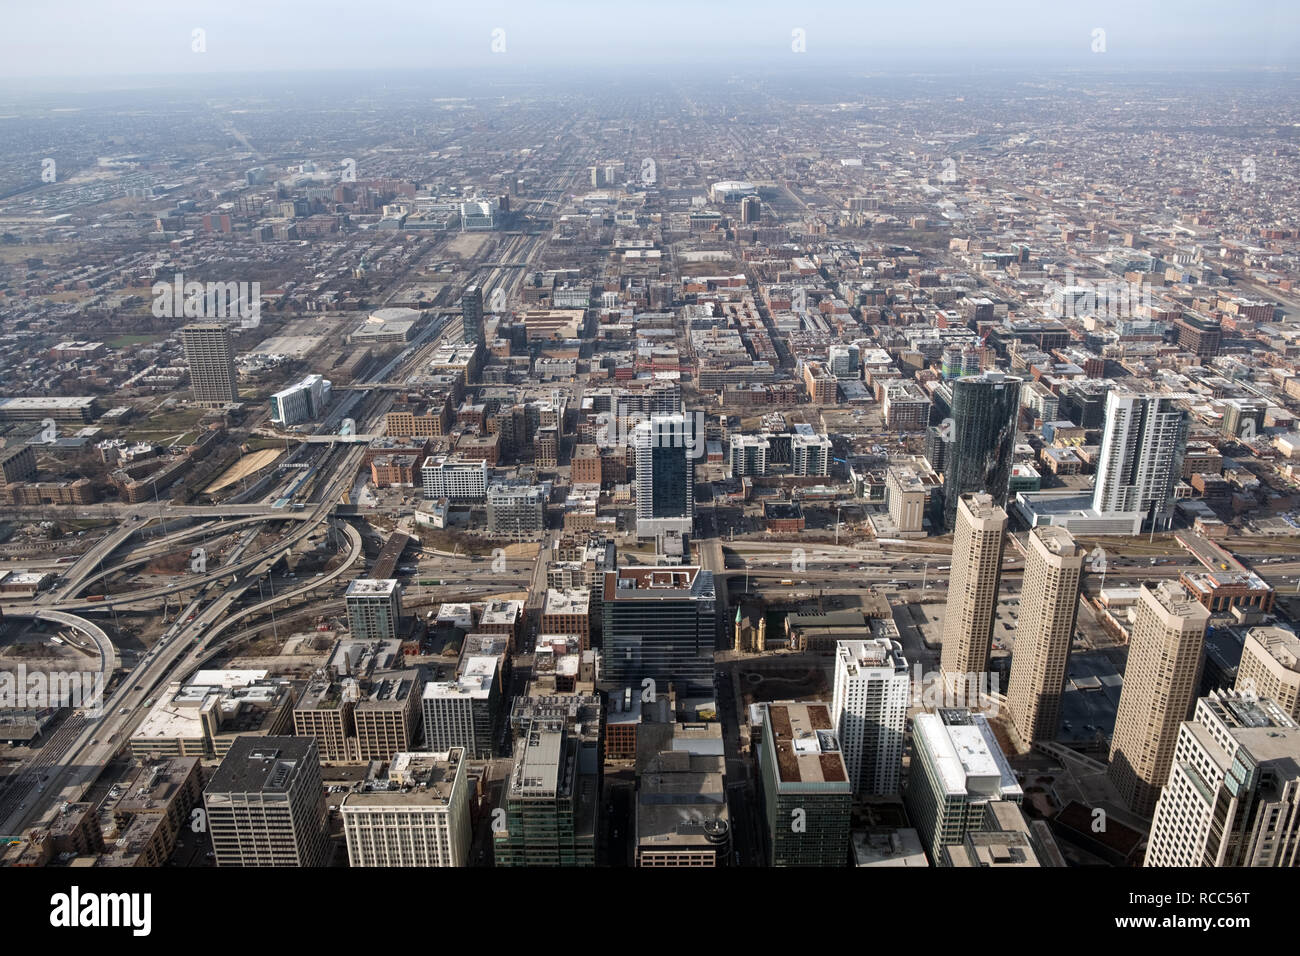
[
  {"left": 1234, "top": 626, "right": 1300, "bottom": 721},
  {"left": 1107, "top": 580, "right": 1209, "bottom": 817},
  {"left": 940, "top": 493, "right": 1007, "bottom": 695},
  {"left": 181, "top": 322, "right": 239, "bottom": 405},
  {"left": 1006, "top": 526, "right": 1084, "bottom": 747}
]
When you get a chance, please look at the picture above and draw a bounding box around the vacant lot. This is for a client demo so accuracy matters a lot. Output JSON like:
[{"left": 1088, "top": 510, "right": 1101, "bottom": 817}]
[{"left": 203, "top": 448, "right": 281, "bottom": 493}]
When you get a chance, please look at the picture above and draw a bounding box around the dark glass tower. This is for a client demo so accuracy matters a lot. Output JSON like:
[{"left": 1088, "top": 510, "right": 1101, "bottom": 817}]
[
  {"left": 461, "top": 285, "right": 483, "bottom": 346},
  {"left": 942, "top": 371, "right": 1022, "bottom": 532}
]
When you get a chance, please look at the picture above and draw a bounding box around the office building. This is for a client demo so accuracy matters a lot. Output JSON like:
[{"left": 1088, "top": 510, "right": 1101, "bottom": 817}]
[
  {"left": 758, "top": 702, "right": 852, "bottom": 866},
  {"left": 269, "top": 373, "right": 331, "bottom": 425},
  {"left": 905, "top": 709, "right": 1024, "bottom": 864},
  {"left": 942, "top": 801, "right": 1046, "bottom": 867},
  {"left": 540, "top": 588, "right": 592, "bottom": 651},
  {"left": 942, "top": 371, "right": 1022, "bottom": 531},
  {"left": 1146, "top": 691, "right": 1300, "bottom": 867},
  {"left": 1006, "top": 527, "right": 1084, "bottom": 746},
  {"left": 181, "top": 323, "right": 239, "bottom": 405},
  {"left": 1092, "top": 391, "right": 1189, "bottom": 532},
  {"left": 293, "top": 677, "right": 357, "bottom": 762},
  {"left": 602, "top": 565, "right": 717, "bottom": 691},
  {"left": 202, "top": 736, "right": 329, "bottom": 867},
  {"left": 831, "top": 639, "right": 910, "bottom": 795},
  {"left": 1108, "top": 581, "right": 1210, "bottom": 817},
  {"left": 940, "top": 494, "right": 1007, "bottom": 695},
  {"left": 635, "top": 414, "right": 697, "bottom": 538},
  {"left": 130, "top": 671, "right": 295, "bottom": 760},
  {"left": 345, "top": 579, "right": 402, "bottom": 641},
  {"left": 353, "top": 669, "right": 423, "bottom": 761},
  {"left": 0, "top": 396, "right": 99, "bottom": 424},
  {"left": 635, "top": 725, "right": 731, "bottom": 867},
  {"left": 1235, "top": 626, "right": 1300, "bottom": 721},
  {"left": 340, "top": 749, "right": 471, "bottom": 867},
  {"left": 494, "top": 718, "right": 597, "bottom": 866}
]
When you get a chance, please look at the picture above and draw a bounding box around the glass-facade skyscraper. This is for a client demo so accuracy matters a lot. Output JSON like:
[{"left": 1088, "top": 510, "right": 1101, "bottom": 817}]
[
  {"left": 634, "top": 414, "right": 696, "bottom": 538},
  {"left": 602, "top": 566, "right": 716, "bottom": 691},
  {"left": 942, "top": 371, "right": 1022, "bottom": 532},
  {"left": 461, "top": 284, "right": 483, "bottom": 347}
]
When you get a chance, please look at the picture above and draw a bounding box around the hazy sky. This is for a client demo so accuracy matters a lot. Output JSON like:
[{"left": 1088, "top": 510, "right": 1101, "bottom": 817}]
[{"left": 2, "top": 0, "right": 1298, "bottom": 80}]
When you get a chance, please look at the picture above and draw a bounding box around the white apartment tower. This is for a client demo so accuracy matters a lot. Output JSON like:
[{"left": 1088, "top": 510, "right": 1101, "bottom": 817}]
[
  {"left": 832, "top": 639, "right": 910, "bottom": 795},
  {"left": 1092, "top": 390, "right": 1189, "bottom": 531},
  {"left": 1006, "top": 526, "right": 1084, "bottom": 746}
]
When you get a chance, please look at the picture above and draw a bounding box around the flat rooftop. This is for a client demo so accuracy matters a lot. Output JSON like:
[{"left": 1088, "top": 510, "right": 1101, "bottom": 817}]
[
  {"left": 914, "top": 710, "right": 1022, "bottom": 801},
  {"left": 346, "top": 578, "right": 399, "bottom": 598},
  {"left": 766, "top": 702, "right": 849, "bottom": 788},
  {"left": 204, "top": 736, "right": 315, "bottom": 795}
]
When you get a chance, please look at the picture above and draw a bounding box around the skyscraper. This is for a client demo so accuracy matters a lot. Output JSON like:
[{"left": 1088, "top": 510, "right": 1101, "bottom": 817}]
[
  {"left": 461, "top": 284, "right": 484, "bottom": 347},
  {"left": 1006, "top": 526, "right": 1084, "bottom": 747},
  {"left": 634, "top": 414, "right": 696, "bottom": 538},
  {"left": 203, "top": 736, "right": 329, "bottom": 867},
  {"left": 601, "top": 565, "right": 716, "bottom": 691},
  {"left": 1108, "top": 581, "right": 1210, "bottom": 817},
  {"left": 1235, "top": 626, "right": 1300, "bottom": 722},
  {"left": 940, "top": 493, "right": 1007, "bottom": 696},
  {"left": 181, "top": 322, "right": 239, "bottom": 405},
  {"left": 942, "top": 371, "right": 1022, "bottom": 531},
  {"left": 1092, "top": 390, "right": 1189, "bottom": 532},
  {"left": 1145, "top": 691, "right": 1300, "bottom": 867},
  {"left": 831, "top": 639, "right": 910, "bottom": 795}
]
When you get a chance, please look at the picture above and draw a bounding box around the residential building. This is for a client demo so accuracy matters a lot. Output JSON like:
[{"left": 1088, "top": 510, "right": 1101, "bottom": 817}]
[
  {"left": 941, "top": 371, "right": 1021, "bottom": 531},
  {"left": 1108, "top": 581, "right": 1210, "bottom": 817},
  {"left": 486, "top": 481, "right": 546, "bottom": 538},
  {"left": 181, "top": 323, "right": 240, "bottom": 405},
  {"left": 1092, "top": 390, "right": 1189, "bottom": 532},
  {"left": 1236, "top": 626, "right": 1300, "bottom": 721},
  {"left": 1146, "top": 691, "right": 1300, "bottom": 867},
  {"left": 635, "top": 414, "right": 697, "bottom": 538},
  {"left": 831, "top": 639, "right": 910, "bottom": 795},
  {"left": 940, "top": 494, "right": 1007, "bottom": 695},
  {"left": 1006, "top": 527, "right": 1084, "bottom": 746},
  {"left": 345, "top": 579, "right": 402, "bottom": 641}
]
